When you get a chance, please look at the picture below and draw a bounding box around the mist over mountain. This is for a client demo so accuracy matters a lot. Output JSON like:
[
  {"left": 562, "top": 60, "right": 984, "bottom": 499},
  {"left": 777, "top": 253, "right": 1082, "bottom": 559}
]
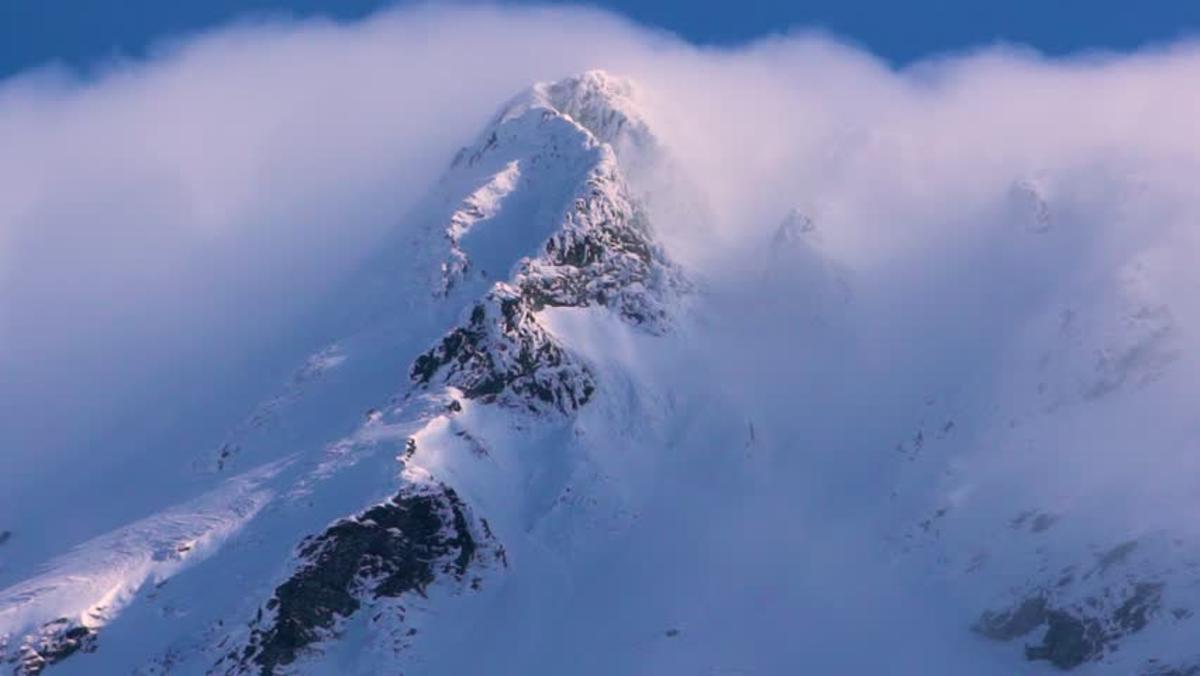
[{"left": 4, "top": 6, "right": 1200, "bottom": 674}]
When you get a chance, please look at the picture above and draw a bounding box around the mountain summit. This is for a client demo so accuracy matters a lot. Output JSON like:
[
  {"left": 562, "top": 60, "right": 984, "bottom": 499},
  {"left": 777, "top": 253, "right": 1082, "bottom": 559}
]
[{"left": 0, "top": 71, "right": 687, "bottom": 676}]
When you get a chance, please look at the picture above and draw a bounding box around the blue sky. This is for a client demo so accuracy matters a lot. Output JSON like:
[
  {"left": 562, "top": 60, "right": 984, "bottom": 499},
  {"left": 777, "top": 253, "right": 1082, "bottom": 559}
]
[{"left": 4, "top": 0, "right": 1200, "bottom": 79}]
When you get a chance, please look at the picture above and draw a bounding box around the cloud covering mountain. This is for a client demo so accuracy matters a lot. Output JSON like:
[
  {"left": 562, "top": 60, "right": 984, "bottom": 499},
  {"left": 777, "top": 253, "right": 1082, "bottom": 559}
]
[{"left": 4, "top": 5, "right": 1200, "bottom": 674}]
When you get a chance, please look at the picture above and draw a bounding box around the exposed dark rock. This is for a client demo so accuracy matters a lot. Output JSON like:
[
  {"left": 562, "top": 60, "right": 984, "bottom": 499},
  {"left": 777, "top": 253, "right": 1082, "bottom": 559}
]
[
  {"left": 411, "top": 285, "right": 595, "bottom": 415},
  {"left": 1113, "top": 583, "right": 1164, "bottom": 633},
  {"left": 4, "top": 618, "right": 97, "bottom": 675},
  {"left": 1010, "top": 511, "right": 1034, "bottom": 529},
  {"left": 1010, "top": 511, "right": 1059, "bottom": 533},
  {"left": 1025, "top": 611, "right": 1105, "bottom": 669},
  {"left": 0, "top": 530, "right": 10, "bottom": 546},
  {"left": 517, "top": 167, "right": 683, "bottom": 331},
  {"left": 222, "top": 72, "right": 682, "bottom": 676},
  {"left": 1031, "top": 513, "right": 1059, "bottom": 533},
  {"left": 1097, "top": 540, "right": 1139, "bottom": 574},
  {"left": 416, "top": 133, "right": 683, "bottom": 417},
  {"left": 977, "top": 596, "right": 1048, "bottom": 641},
  {"left": 976, "top": 581, "right": 1164, "bottom": 670},
  {"left": 224, "top": 484, "right": 494, "bottom": 675},
  {"left": 216, "top": 444, "right": 238, "bottom": 471}
]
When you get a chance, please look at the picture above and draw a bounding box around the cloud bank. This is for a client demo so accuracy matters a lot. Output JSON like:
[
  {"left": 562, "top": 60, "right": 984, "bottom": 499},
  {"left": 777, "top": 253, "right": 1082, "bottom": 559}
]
[{"left": 4, "top": 6, "right": 1200, "bottom": 645}]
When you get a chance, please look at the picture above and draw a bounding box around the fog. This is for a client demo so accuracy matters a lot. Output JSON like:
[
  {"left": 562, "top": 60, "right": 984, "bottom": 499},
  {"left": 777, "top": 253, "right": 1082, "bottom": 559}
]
[
  {"left": 4, "top": 0, "right": 1200, "bottom": 619},
  {"left": 5, "top": 6, "right": 1200, "bottom": 672},
  {"left": 0, "top": 6, "right": 651, "bottom": 506}
]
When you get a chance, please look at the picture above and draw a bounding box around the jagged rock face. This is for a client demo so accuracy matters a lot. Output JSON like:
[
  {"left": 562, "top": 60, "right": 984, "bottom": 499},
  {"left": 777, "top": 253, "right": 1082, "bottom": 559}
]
[
  {"left": 0, "top": 71, "right": 686, "bottom": 676},
  {"left": 410, "top": 284, "right": 596, "bottom": 415},
  {"left": 434, "top": 116, "right": 598, "bottom": 297},
  {"left": 519, "top": 163, "right": 684, "bottom": 331},
  {"left": 222, "top": 484, "right": 496, "bottom": 675},
  {"left": 414, "top": 71, "right": 684, "bottom": 414},
  {"left": 3, "top": 618, "right": 96, "bottom": 676},
  {"left": 977, "top": 581, "right": 1164, "bottom": 669},
  {"left": 910, "top": 459, "right": 1193, "bottom": 674},
  {"left": 432, "top": 70, "right": 671, "bottom": 301},
  {"left": 410, "top": 160, "right": 680, "bottom": 414},
  {"left": 225, "top": 69, "right": 684, "bottom": 675}
]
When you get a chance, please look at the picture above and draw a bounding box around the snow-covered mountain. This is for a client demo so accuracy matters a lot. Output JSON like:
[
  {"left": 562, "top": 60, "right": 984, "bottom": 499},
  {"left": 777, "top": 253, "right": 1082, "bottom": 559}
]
[{"left": 3, "top": 70, "right": 1200, "bottom": 675}]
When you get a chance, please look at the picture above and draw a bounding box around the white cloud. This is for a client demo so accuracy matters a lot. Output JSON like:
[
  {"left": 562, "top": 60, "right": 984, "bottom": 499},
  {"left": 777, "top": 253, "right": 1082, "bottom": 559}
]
[{"left": 4, "top": 3, "right": 1200, "bottom": 617}]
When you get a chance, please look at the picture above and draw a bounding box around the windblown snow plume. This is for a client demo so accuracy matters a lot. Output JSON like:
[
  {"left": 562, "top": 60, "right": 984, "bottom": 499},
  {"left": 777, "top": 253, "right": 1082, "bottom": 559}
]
[{"left": 4, "top": 5, "right": 1200, "bottom": 675}]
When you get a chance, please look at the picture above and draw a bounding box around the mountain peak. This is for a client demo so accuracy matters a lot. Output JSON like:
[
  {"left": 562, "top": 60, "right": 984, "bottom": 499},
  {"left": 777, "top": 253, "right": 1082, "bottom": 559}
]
[
  {"left": 492, "top": 70, "right": 657, "bottom": 160},
  {"left": 432, "top": 71, "right": 674, "bottom": 302}
]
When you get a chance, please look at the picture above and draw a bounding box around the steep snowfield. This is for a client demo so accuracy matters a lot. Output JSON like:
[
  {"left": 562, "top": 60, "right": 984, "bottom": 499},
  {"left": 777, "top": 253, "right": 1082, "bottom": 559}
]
[{"left": 3, "top": 70, "right": 1200, "bottom": 675}]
